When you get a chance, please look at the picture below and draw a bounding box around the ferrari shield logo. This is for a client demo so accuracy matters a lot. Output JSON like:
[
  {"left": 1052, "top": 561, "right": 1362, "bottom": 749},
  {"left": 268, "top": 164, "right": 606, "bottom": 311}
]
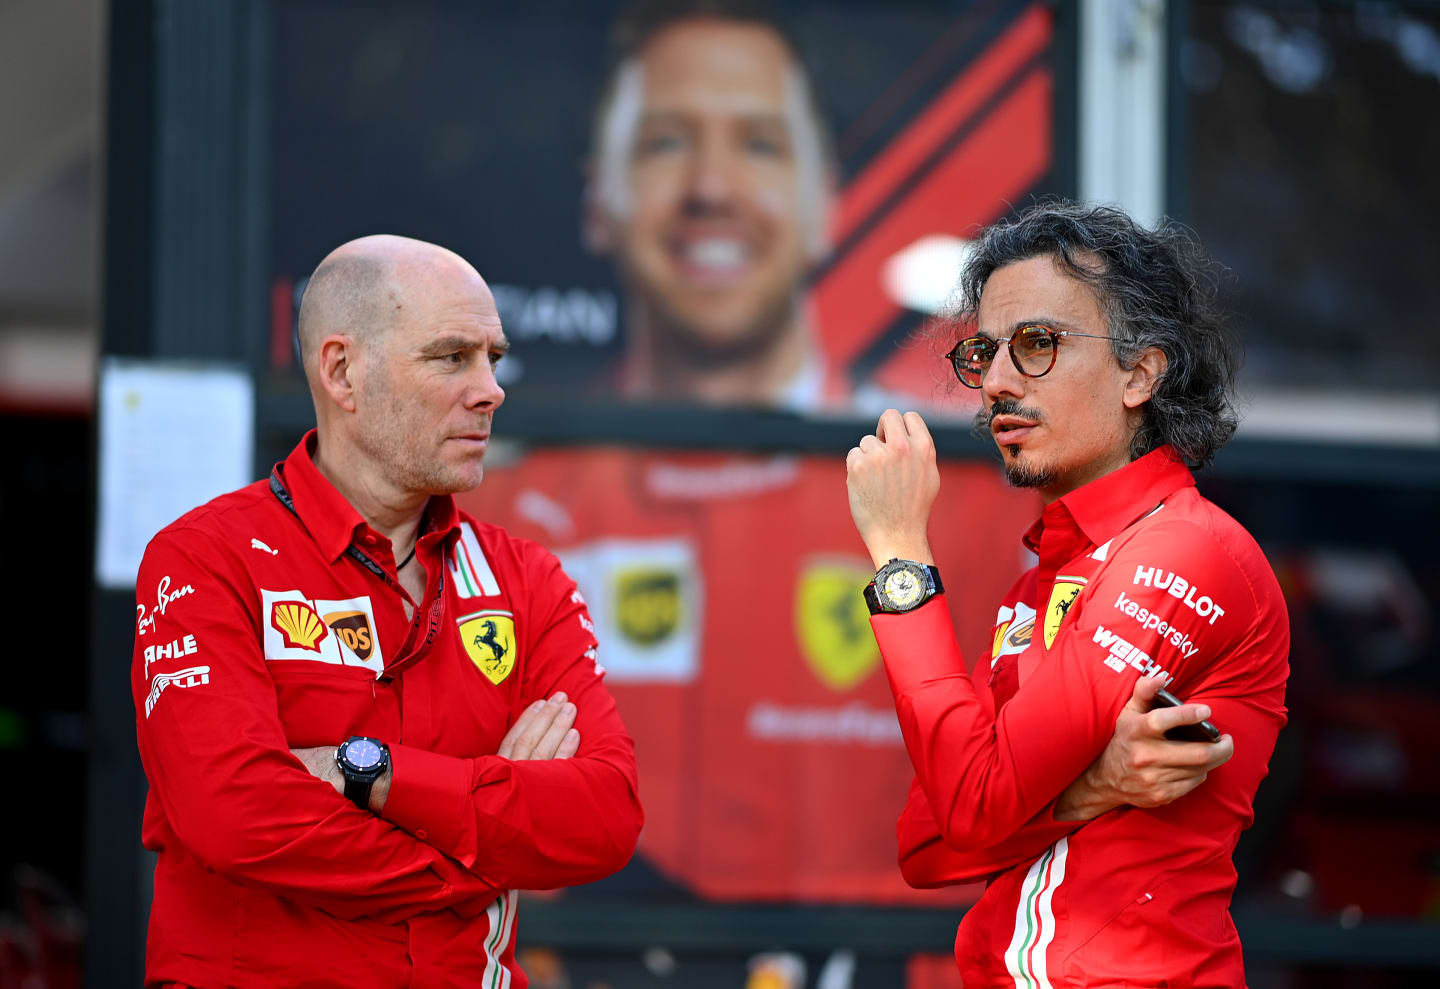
[
  {"left": 459, "top": 610, "right": 517, "bottom": 686},
  {"left": 795, "top": 561, "right": 880, "bottom": 691},
  {"left": 1044, "top": 578, "right": 1087, "bottom": 649},
  {"left": 614, "top": 568, "right": 681, "bottom": 646}
]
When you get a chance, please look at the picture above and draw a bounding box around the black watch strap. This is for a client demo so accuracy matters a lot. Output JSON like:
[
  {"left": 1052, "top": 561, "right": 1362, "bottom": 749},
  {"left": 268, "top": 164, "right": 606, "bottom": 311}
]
[
  {"left": 343, "top": 777, "right": 374, "bottom": 810},
  {"left": 863, "top": 581, "right": 884, "bottom": 615}
]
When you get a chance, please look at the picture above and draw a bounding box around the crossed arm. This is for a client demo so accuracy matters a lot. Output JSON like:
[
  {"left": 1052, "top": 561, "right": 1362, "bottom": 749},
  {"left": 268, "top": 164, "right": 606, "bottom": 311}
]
[
  {"left": 898, "top": 673, "right": 1234, "bottom": 887},
  {"left": 291, "top": 691, "right": 585, "bottom": 810},
  {"left": 134, "top": 528, "right": 639, "bottom": 920}
]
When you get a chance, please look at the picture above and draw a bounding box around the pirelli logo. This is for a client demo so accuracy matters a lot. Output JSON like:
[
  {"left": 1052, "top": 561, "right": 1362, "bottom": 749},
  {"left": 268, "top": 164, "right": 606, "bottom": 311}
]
[{"left": 1092, "top": 625, "right": 1170, "bottom": 681}]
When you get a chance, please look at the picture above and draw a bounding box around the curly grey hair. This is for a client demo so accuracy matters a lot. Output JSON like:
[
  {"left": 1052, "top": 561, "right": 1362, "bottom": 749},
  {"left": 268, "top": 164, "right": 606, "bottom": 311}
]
[{"left": 956, "top": 199, "right": 1241, "bottom": 469}]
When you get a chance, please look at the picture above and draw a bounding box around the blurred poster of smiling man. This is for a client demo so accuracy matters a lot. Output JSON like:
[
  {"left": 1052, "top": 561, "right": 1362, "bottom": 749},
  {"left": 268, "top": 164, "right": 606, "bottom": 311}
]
[{"left": 583, "top": 0, "right": 840, "bottom": 409}]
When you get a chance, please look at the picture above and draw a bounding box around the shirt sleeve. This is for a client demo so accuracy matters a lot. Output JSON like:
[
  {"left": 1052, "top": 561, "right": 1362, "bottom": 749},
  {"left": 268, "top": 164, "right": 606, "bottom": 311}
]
[
  {"left": 894, "top": 642, "right": 1080, "bottom": 887},
  {"left": 874, "top": 520, "right": 1250, "bottom": 852},
  {"left": 381, "top": 546, "right": 643, "bottom": 890},
  {"left": 133, "top": 526, "right": 500, "bottom": 923},
  {"left": 897, "top": 776, "right": 1081, "bottom": 887}
]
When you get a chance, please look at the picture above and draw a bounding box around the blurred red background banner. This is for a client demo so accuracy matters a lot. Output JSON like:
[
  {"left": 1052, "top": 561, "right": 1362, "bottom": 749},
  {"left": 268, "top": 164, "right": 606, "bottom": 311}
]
[{"left": 460, "top": 448, "right": 1038, "bottom": 904}]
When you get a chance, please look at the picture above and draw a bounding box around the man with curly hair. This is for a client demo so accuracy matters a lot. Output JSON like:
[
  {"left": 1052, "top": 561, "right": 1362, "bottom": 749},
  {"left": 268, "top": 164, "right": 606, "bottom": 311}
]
[{"left": 846, "top": 201, "right": 1288, "bottom": 987}]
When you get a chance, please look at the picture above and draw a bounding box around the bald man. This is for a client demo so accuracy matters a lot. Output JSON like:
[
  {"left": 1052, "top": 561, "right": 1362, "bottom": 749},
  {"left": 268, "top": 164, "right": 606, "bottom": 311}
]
[{"left": 130, "top": 235, "right": 642, "bottom": 988}]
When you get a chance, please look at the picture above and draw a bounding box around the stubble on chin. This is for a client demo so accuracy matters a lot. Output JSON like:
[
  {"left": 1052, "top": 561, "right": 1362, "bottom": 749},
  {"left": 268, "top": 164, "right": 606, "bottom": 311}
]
[
  {"left": 975, "top": 406, "right": 1057, "bottom": 489},
  {"left": 1003, "top": 455, "right": 1057, "bottom": 489}
]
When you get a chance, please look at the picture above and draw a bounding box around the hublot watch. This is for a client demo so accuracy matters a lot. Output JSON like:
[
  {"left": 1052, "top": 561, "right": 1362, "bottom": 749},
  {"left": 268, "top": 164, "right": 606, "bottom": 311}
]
[
  {"left": 336, "top": 735, "right": 390, "bottom": 809},
  {"left": 864, "top": 558, "right": 944, "bottom": 615}
]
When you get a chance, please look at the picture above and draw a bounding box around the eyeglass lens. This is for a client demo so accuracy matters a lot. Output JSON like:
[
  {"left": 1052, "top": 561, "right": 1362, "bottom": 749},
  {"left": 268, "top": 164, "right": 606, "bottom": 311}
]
[{"left": 952, "top": 326, "right": 1059, "bottom": 387}]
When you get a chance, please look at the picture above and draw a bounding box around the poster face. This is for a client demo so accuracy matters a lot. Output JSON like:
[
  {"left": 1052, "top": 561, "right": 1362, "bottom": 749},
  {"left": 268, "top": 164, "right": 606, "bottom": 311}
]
[
  {"left": 270, "top": 0, "right": 1059, "bottom": 422},
  {"left": 458, "top": 446, "right": 1039, "bottom": 905}
]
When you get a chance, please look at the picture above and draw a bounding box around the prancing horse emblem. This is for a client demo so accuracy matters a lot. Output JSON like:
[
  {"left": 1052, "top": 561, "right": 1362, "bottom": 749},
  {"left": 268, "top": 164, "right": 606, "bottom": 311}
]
[
  {"left": 458, "top": 611, "right": 517, "bottom": 685},
  {"left": 1044, "top": 577, "right": 1088, "bottom": 649},
  {"left": 472, "top": 620, "right": 508, "bottom": 670}
]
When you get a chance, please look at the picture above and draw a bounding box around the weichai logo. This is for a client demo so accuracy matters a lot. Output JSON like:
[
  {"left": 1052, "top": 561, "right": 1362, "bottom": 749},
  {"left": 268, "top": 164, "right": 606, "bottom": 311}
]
[
  {"left": 1092, "top": 624, "right": 1170, "bottom": 680},
  {"left": 271, "top": 601, "right": 328, "bottom": 651}
]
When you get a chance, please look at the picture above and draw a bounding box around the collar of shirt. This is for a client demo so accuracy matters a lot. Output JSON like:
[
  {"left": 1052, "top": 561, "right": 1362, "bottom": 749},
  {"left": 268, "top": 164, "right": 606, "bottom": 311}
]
[
  {"left": 275, "top": 429, "right": 462, "bottom": 568},
  {"left": 1021, "top": 445, "right": 1196, "bottom": 565}
]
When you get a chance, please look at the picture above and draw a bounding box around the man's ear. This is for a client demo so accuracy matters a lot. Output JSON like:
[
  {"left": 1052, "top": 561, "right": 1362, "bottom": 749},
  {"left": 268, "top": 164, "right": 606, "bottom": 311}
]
[
  {"left": 316, "top": 334, "right": 359, "bottom": 413},
  {"left": 1123, "top": 346, "right": 1168, "bottom": 409}
]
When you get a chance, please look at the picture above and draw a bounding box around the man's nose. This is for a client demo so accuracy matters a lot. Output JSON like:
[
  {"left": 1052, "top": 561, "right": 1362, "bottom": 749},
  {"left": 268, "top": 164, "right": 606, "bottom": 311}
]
[
  {"left": 467, "top": 362, "right": 505, "bottom": 412},
  {"left": 685, "top": 134, "right": 738, "bottom": 206},
  {"left": 981, "top": 342, "right": 1025, "bottom": 402}
]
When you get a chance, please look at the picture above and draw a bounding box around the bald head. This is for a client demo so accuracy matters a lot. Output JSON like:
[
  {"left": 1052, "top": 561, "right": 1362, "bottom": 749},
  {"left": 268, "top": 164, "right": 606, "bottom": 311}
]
[
  {"left": 296, "top": 234, "right": 486, "bottom": 375},
  {"left": 300, "top": 234, "right": 508, "bottom": 500}
]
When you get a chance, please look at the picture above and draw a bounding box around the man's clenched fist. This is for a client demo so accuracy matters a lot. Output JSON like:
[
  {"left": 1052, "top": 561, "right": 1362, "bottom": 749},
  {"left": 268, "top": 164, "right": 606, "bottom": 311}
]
[{"left": 846, "top": 409, "right": 941, "bottom": 569}]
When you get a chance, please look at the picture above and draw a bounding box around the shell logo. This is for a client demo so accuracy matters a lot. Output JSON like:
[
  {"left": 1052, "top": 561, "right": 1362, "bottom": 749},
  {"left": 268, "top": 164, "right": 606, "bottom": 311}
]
[{"left": 271, "top": 600, "right": 328, "bottom": 652}]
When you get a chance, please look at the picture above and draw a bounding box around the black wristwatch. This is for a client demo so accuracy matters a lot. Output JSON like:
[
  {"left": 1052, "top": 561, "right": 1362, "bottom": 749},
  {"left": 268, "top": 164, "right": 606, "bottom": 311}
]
[
  {"left": 864, "top": 558, "right": 944, "bottom": 615},
  {"left": 336, "top": 735, "right": 390, "bottom": 810}
]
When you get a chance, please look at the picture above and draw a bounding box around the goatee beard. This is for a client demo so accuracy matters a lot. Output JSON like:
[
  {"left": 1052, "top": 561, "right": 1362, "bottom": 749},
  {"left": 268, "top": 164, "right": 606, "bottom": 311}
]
[
  {"left": 974, "top": 399, "right": 1053, "bottom": 488},
  {"left": 1003, "top": 457, "right": 1057, "bottom": 489}
]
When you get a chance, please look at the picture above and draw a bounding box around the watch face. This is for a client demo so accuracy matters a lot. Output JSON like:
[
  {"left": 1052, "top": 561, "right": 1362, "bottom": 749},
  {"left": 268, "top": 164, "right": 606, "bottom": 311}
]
[
  {"left": 344, "top": 738, "right": 383, "bottom": 771},
  {"left": 881, "top": 565, "right": 926, "bottom": 610}
]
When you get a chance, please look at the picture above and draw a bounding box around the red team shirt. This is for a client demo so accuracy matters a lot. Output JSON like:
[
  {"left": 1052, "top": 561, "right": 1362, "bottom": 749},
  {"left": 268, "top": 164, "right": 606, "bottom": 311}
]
[
  {"left": 877, "top": 448, "right": 1289, "bottom": 988},
  {"left": 458, "top": 447, "right": 1037, "bottom": 904},
  {"left": 131, "top": 433, "right": 641, "bottom": 988}
]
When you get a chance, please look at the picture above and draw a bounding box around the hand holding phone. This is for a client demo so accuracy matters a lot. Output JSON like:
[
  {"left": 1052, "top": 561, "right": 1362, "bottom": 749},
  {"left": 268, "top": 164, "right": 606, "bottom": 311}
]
[{"left": 1151, "top": 687, "right": 1221, "bottom": 743}]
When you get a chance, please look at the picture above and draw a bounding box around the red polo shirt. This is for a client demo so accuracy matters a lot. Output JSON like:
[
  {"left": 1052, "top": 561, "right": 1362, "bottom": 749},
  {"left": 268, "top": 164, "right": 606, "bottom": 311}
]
[
  {"left": 879, "top": 447, "right": 1289, "bottom": 988},
  {"left": 132, "top": 432, "right": 641, "bottom": 988}
]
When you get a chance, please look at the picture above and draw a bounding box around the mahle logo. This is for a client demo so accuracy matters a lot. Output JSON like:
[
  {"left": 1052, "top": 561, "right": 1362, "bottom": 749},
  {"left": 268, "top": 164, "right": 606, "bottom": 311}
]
[
  {"left": 614, "top": 568, "right": 681, "bottom": 646},
  {"left": 795, "top": 560, "right": 880, "bottom": 691}
]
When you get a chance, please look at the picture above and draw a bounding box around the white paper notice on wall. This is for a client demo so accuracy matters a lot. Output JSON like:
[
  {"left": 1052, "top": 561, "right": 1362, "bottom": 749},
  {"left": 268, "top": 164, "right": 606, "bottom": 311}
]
[{"left": 96, "top": 359, "right": 254, "bottom": 589}]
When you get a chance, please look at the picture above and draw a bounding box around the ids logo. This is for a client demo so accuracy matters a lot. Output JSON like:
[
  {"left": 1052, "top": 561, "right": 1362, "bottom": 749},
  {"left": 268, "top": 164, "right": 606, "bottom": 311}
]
[
  {"left": 614, "top": 568, "right": 681, "bottom": 646},
  {"left": 796, "top": 560, "right": 880, "bottom": 691},
  {"left": 323, "top": 610, "right": 374, "bottom": 662},
  {"left": 1043, "top": 577, "right": 1088, "bottom": 648},
  {"left": 459, "top": 610, "right": 517, "bottom": 686}
]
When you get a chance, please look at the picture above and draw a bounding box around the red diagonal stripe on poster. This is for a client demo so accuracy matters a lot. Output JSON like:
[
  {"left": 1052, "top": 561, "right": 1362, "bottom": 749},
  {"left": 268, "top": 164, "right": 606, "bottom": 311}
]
[
  {"left": 869, "top": 73, "right": 1054, "bottom": 404},
  {"left": 831, "top": 3, "right": 1051, "bottom": 245},
  {"left": 816, "top": 68, "right": 1052, "bottom": 367}
]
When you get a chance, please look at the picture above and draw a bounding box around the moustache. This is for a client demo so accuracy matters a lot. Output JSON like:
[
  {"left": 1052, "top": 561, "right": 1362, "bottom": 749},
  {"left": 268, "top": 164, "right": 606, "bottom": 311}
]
[{"left": 973, "top": 398, "right": 1045, "bottom": 434}]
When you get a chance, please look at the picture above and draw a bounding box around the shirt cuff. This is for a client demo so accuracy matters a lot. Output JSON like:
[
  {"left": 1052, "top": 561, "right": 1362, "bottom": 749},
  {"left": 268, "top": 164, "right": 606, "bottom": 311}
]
[
  {"left": 382, "top": 743, "right": 472, "bottom": 858},
  {"left": 870, "top": 593, "right": 969, "bottom": 696}
]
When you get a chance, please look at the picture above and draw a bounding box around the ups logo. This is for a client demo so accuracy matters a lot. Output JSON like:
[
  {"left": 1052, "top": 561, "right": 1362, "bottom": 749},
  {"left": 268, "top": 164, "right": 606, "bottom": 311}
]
[
  {"left": 323, "top": 610, "right": 374, "bottom": 661},
  {"left": 614, "top": 568, "right": 681, "bottom": 645}
]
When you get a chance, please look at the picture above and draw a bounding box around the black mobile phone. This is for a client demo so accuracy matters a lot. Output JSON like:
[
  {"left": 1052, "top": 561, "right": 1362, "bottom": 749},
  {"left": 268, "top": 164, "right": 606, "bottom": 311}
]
[{"left": 1152, "top": 687, "right": 1221, "bottom": 743}]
